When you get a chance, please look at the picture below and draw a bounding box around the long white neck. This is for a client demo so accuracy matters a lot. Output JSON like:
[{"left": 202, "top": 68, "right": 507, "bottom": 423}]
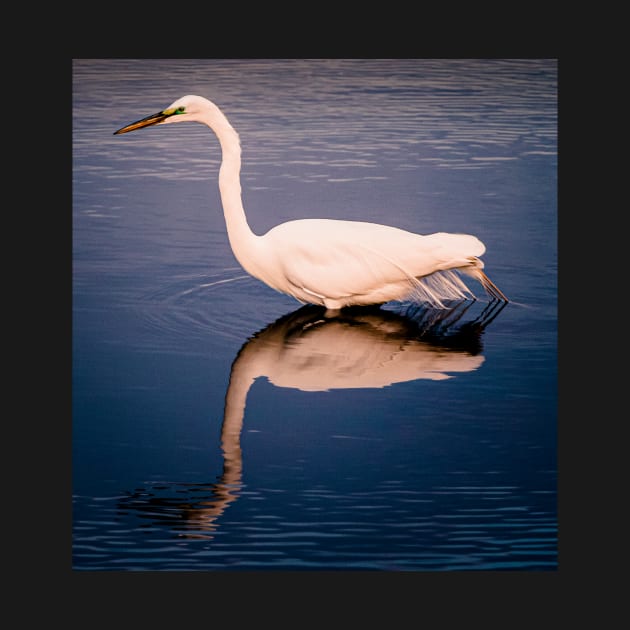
[{"left": 201, "top": 102, "right": 262, "bottom": 275}]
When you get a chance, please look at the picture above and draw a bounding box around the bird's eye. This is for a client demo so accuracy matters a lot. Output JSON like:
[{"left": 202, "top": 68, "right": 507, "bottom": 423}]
[{"left": 176, "top": 106, "right": 186, "bottom": 113}]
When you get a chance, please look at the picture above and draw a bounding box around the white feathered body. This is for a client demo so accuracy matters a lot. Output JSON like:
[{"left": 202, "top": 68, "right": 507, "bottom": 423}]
[{"left": 245, "top": 218, "right": 486, "bottom": 310}]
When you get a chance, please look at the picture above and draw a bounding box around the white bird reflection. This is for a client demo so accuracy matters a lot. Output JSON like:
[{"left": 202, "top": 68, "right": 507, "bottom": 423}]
[
  {"left": 228, "top": 301, "right": 498, "bottom": 394},
  {"left": 118, "top": 300, "right": 505, "bottom": 539}
]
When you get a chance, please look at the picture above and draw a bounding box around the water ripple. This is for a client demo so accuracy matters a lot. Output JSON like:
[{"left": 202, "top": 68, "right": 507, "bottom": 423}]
[
  {"left": 132, "top": 268, "right": 279, "bottom": 347},
  {"left": 73, "top": 477, "right": 556, "bottom": 571},
  {"left": 75, "top": 59, "right": 556, "bottom": 182}
]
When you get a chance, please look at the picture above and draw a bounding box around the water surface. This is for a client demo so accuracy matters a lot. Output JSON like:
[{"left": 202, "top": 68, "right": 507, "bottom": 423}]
[{"left": 72, "top": 59, "right": 557, "bottom": 571}]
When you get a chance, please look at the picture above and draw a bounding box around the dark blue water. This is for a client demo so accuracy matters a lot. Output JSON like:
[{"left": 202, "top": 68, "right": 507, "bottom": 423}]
[{"left": 72, "top": 59, "right": 557, "bottom": 570}]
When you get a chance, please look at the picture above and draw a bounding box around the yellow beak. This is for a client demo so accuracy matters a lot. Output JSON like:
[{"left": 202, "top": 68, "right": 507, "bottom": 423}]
[{"left": 114, "top": 110, "right": 172, "bottom": 135}]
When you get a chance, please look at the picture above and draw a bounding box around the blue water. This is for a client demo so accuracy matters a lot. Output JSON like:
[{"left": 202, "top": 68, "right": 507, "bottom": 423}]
[{"left": 72, "top": 59, "right": 557, "bottom": 570}]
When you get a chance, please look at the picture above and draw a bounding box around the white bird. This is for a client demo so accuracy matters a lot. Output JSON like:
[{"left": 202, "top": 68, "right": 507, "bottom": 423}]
[{"left": 114, "top": 95, "right": 507, "bottom": 310}]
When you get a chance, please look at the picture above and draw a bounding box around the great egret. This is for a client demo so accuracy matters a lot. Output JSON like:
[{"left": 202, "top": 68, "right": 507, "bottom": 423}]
[{"left": 114, "top": 95, "right": 508, "bottom": 310}]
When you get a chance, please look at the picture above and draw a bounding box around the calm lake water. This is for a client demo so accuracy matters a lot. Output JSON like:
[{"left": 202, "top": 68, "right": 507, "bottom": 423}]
[{"left": 72, "top": 59, "right": 557, "bottom": 571}]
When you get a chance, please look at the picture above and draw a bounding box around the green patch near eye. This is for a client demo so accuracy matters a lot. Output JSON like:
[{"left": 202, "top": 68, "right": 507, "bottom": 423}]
[{"left": 162, "top": 106, "right": 185, "bottom": 116}]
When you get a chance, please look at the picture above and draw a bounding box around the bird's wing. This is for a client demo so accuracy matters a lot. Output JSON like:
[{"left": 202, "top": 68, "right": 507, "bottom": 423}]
[{"left": 264, "top": 219, "right": 485, "bottom": 305}]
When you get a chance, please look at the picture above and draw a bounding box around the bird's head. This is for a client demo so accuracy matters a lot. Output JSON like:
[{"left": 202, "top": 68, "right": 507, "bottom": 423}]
[{"left": 114, "top": 95, "right": 212, "bottom": 135}]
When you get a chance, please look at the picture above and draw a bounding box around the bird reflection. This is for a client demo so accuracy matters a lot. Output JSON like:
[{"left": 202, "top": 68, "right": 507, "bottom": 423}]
[{"left": 117, "top": 299, "right": 505, "bottom": 539}]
